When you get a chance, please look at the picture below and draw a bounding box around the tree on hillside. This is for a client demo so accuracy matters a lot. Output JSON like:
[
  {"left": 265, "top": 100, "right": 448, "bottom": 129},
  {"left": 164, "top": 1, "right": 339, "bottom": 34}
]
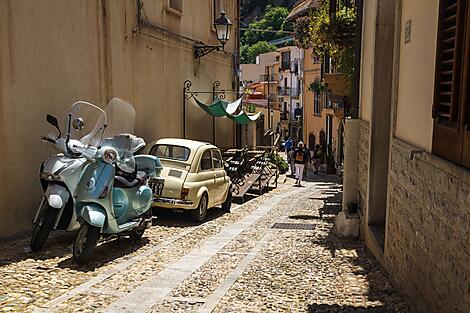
[
  {"left": 242, "top": 6, "right": 293, "bottom": 47},
  {"left": 241, "top": 0, "right": 296, "bottom": 22},
  {"left": 241, "top": 41, "right": 277, "bottom": 64}
]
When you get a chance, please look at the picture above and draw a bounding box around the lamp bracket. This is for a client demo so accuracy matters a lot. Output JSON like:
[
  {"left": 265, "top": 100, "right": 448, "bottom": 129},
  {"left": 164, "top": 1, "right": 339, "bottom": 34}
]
[{"left": 194, "top": 42, "right": 223, "bottom": 58}]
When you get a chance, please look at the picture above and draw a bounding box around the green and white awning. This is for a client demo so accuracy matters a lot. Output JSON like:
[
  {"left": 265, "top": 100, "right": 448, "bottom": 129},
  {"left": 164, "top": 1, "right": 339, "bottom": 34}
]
[{"left": 194, "top": 98, "right": 260, "bottom": 124}]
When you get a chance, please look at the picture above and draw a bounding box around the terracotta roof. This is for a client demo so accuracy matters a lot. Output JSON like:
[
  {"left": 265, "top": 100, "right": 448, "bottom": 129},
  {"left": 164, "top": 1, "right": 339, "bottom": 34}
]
[{"left": 286, "top": 0, "right": 321, "bottom": 21}]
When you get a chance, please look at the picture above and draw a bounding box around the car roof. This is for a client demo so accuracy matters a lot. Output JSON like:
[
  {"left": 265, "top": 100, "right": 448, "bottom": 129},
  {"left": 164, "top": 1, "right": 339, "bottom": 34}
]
[{"left": 154, "top": 138, "right": 218, "bottom": 151}]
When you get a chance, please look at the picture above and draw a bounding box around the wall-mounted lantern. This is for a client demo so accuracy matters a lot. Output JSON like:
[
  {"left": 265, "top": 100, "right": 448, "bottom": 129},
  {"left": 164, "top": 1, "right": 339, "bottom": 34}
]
[{"left": 194, "top": 10, "right": 232, "bottom": 59}]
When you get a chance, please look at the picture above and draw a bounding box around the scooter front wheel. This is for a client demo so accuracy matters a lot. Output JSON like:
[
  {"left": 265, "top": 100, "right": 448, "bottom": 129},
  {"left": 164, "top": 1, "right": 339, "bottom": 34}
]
[
  {"left": 73, "top": 223, "right": 100, "bottom": 264},
  {"left": 30, "top": 205, "right": 57, "bottom": 251}
]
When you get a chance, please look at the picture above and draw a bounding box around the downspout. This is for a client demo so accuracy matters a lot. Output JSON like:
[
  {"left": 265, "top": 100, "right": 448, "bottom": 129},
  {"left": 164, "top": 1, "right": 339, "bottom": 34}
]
[{"left": 234, "top": 0, "right": 241, "bottom": 147}]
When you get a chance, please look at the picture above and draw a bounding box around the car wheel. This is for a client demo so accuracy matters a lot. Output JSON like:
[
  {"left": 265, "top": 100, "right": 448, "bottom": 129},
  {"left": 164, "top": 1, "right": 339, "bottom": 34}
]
[
  {"left": 191, "top": 193, "right": 208, "bottom": 222},
  {"left": 221, "top": 186, "right": 232, "bottom": 213}
]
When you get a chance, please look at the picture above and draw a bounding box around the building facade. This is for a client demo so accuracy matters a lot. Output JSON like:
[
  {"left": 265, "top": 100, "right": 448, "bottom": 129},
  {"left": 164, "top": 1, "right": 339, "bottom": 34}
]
[
  {"left": 302, "top": 48, "right": 344, "bottom": 164},
  {"left": 342, "top": 0, "right": 470, "bottom": 311},
  {"left": 277, "top": 46, "right": 304, "bottom": 141},
  {"left": 0, "top": 0, "right": 239, "bottom": 238},
  {"left": 240, "top": 52, "right": 280, "bottom": 147}
]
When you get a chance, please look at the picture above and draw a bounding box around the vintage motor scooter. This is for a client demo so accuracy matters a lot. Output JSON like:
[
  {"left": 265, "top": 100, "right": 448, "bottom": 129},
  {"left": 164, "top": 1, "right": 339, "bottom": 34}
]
[{"left": 31, "top": 98, "right": 162, "bottom": 263}]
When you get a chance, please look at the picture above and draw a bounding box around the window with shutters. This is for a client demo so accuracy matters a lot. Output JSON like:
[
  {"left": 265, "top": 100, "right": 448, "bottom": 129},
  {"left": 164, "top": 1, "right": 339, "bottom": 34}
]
[
  {"left": 432, "top": 0, "right": 470, "bottom": 168},
  {"left": 166, "top": 0, "right": 183, "bottom": 15},
  {"left": 213, "top": 0, "right": 221, "bottom": 22}
]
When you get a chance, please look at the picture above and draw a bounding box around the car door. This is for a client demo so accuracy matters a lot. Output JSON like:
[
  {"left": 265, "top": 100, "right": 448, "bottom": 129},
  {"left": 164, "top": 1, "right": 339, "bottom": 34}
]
[
  {"left": 211, "top": 149, "right": 228, "bottom": 204},
  {"left": 199, "top": 149, "right": 216, "bottom": 207}
]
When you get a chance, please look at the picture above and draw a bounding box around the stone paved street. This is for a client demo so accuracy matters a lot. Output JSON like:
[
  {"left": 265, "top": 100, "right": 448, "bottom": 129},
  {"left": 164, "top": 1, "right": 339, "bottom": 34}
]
[{"left": 0, "top": 175, "right": 412, "bottom": 312}]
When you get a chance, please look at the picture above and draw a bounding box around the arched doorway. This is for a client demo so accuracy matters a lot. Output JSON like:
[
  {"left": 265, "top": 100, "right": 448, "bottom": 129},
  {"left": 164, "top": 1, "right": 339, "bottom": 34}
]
[
  {"left": 338, "top": 121, "right": 345, "bottom": 165},
  {"left": 308, "top": 133, "right": 315, "bottom": 150}
]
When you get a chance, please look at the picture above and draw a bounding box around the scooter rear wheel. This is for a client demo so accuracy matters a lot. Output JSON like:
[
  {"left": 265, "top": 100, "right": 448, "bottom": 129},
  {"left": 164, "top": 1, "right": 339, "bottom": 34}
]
[
  {"left": 30, "top": 205, "right": 57, "bottom": 251},
  {"left": 73, "top": 223, "right": 100, "bottom": 264}
]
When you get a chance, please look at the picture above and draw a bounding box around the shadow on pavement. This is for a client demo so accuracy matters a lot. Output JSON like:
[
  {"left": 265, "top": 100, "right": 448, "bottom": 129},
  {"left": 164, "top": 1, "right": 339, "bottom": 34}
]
[
  {"left": 308, "top": 303, "right": 393, "bottom": 312},
  {"left": 0, "top": 230, "right": 152, "bottom": 272},
  {"left": 152, "top": 207, "right": 229, "bottom": 228},
  {"left": 57, "top": 237, "right": 150, "bottom": 272},
  {"left": 301, "top": 175, "right": 412, "bottom": 312}
]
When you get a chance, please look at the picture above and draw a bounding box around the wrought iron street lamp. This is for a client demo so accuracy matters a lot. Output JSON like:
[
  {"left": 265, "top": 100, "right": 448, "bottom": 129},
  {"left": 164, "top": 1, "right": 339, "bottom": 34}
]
[{"left": 194, "top": 10, "right": 232, "bottom": 58}]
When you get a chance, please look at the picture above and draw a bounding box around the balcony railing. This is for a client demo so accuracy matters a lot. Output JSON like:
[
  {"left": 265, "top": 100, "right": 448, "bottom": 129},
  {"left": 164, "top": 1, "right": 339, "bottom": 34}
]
[
  {"left": 324, "top": 101, "right": 344, "bottom": 110},
  {"left": 259, "top": 74, "right": 278, "bottom": 82},
  {"left": 268, "top": 94, "right": 277, "bottom": 102},
  {"left": 278, "top": 87, "right": 300, "bottom": 97}
]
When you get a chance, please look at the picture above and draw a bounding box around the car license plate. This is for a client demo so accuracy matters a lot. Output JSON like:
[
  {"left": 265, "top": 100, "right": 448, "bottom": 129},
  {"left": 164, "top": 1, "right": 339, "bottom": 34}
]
[{"left": 149, "top": 178, "right": 165, "bottom": 197}]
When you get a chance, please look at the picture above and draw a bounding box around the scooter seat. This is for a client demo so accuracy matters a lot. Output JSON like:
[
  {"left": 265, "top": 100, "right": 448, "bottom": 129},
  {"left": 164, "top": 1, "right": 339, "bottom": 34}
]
[{"left": 114, "top": 171, "right": 147, "bottom": 188}]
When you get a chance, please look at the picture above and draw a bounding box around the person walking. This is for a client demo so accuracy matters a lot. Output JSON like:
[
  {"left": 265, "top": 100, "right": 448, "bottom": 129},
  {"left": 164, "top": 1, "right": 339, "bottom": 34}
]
[
  {"left": 285, "top": 137, "right": 293, "bottom": 153},
  {"left": 303, "top": 144, "right": 311, "bottom": 178},
  {"left": 293, "top": 142, "right": 308, "bottom": 186},
  {"left": 287, "top": 145, "right": 295, "bottom": 177},
  {"left": 312, "top": 144, "right": 322, "bottom": 175}
]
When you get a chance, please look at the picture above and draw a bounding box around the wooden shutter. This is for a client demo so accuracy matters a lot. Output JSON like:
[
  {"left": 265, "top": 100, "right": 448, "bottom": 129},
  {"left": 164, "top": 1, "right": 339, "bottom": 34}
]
[
  {"left": 461, "top": 2, "right": 470, "bottom": 168},
  {"left": 432, "top": 0, "right": 467, "bottom": 164}
]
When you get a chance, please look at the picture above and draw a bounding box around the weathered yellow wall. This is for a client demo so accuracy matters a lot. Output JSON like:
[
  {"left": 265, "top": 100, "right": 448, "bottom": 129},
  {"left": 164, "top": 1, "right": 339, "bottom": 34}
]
[
  {"left": 359, "top": 0, "right": 377, "bottom": 122},
  {"left": 394, "top": 0, "right": 438, "bottom": 152},
  {"left": 0, "top": 0, "right": 237, "bottom": 237},
  {"left": 302, "top": 48, "right": 322, "bottom": 143}
]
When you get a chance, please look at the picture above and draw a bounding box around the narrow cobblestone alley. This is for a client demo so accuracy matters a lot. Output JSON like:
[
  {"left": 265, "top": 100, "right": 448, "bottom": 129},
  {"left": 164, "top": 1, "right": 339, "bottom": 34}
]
[{"left": 0, "top": 176, "right": 412, "bottom": 313}]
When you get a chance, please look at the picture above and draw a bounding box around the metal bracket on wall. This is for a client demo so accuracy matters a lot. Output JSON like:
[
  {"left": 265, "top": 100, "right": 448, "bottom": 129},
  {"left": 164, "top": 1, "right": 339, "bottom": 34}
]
[{"left": 182, "top": 80, "right": 241, "bottom": 142}]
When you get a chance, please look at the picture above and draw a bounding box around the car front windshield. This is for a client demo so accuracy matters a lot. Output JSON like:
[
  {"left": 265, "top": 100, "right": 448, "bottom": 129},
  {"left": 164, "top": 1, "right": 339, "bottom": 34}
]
[{"left": 151, "top": 144, "right": 191, "bottom": 161}]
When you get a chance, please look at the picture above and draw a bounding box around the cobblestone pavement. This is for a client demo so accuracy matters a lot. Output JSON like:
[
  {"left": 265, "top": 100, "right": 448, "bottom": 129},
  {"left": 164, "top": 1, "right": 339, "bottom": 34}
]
[{"left": 0, "top": 174, "right": 412, "bottom": 312}]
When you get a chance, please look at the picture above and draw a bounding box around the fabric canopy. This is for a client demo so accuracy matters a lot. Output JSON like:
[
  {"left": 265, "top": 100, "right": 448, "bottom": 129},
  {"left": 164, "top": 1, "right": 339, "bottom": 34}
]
[
  {"left": 227, "top": 111, "right": 262, "bottom": 124},
  {"left": 194, "top": 98, "right": 241, "bottom": 117},
  {"left": 193, "top": 97, "right": 260, "bottom": 124}
]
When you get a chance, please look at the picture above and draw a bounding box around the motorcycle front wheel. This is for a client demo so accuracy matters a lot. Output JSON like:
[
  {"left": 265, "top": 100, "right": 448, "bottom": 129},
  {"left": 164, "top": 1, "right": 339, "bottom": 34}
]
[
  {"left": 73, "top": 223, "right": 100, "bottom": 264},
  {"left": 30, "top": 205, "right": 58, "bottom": 251}
]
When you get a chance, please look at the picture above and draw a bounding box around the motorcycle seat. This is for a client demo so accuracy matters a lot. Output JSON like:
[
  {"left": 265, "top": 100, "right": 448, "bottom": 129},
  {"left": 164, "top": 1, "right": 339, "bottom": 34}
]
[{"left": 114, "top": 171, "right": 148, "bottom": 189}]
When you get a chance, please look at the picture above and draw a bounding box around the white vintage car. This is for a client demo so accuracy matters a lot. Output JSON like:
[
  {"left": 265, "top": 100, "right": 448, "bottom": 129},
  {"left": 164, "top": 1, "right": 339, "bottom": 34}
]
[{"left": 146, "top": 138, "right": 232, "bottom": 221}]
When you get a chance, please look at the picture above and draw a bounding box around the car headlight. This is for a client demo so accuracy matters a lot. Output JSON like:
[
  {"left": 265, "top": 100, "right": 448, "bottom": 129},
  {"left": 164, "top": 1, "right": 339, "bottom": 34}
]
[{"left": 102, "top": 148, "right": 118, "bottom": 164}]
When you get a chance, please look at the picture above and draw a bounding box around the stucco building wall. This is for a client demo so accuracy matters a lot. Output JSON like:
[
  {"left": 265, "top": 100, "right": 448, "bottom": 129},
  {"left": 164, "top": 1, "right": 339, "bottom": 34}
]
[
  {"left": 0, "top": 0, "right": 237, "bottom": 237},
  {"left": 394, "top": 0, "right": 438, "bottom": 152}
]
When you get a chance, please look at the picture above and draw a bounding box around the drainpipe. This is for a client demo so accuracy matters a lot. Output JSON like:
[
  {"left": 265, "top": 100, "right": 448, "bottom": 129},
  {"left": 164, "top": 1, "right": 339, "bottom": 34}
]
[{"left": 234, "top": 0, "right": 241, "bottom": 147}]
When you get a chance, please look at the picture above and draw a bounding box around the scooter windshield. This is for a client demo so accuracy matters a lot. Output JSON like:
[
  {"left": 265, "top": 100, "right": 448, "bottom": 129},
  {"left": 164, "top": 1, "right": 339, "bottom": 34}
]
[{"left": 71, "top": 98, "right": 136, "bottom": 147}]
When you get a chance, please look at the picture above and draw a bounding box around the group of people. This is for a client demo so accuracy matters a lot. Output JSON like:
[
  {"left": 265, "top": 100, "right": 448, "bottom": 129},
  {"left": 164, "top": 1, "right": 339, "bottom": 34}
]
[{"left": 285, "top": 139, "right": 322, "bottom": 187}]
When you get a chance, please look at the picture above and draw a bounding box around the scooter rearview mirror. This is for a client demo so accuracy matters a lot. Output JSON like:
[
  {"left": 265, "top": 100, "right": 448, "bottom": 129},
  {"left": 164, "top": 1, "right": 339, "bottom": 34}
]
[{"left": 46, "top": 114, "right": 61, "bottom": 136}]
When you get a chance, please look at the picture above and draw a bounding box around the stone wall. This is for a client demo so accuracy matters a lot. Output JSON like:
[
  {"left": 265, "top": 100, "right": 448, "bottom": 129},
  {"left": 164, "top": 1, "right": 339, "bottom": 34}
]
[
  {"left": 357, "top": 121, "right": 370, "bottom": 215},
  {"left": 385, "top": 138, "right": 470, "bottom": 312}
]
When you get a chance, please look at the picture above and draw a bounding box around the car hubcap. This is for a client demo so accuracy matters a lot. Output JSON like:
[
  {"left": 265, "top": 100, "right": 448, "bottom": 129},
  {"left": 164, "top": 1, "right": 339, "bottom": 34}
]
[
  {"left": 75, "top": 225, "right": 88, "bottom": 255},
  {"left": 200, "top": 197, "right": 207, "bottom": 216}
]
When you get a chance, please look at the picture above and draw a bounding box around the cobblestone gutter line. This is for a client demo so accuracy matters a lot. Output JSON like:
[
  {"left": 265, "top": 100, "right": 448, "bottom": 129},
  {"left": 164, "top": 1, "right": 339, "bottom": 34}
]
[
  {"left": 197, "top": 229, "right": 276, "bottom": 313},
  {"left": 103, "top": 189, "right": 300, "bottom": 313}
]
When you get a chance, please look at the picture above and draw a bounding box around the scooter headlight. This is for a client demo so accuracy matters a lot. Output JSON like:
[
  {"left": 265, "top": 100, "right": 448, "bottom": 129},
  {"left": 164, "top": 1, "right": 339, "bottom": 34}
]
[{"left": 102, "top": 148, "right": 118, "bottom": 164}]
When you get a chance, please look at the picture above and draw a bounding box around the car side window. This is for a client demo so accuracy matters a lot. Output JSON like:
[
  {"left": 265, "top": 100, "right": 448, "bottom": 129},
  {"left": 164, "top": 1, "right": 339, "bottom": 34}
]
[
  {"left": 212, "top": 150, "right": 223, "bottom": 169},
  {"left": 200, "top": 150, "right": 213, "bottom": 171}
]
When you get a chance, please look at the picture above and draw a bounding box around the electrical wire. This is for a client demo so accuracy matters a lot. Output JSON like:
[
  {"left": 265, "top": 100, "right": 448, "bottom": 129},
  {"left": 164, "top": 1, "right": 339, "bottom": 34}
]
[{"left": 240, "top": 27, "right": 292, "bottom": 34}]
